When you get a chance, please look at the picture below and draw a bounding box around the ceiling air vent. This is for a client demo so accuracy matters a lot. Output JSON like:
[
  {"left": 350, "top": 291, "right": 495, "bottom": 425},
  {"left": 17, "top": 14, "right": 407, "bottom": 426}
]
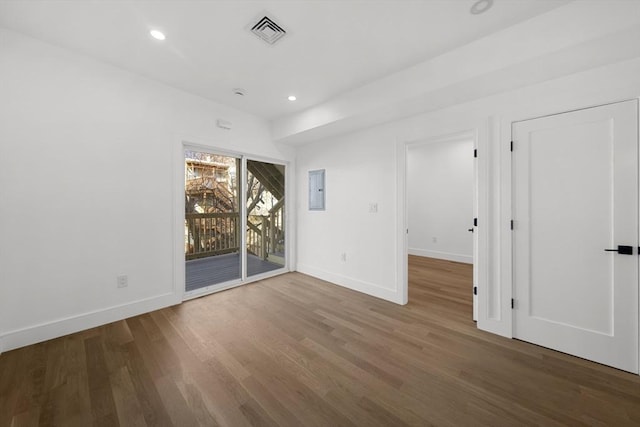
[{"left": 250, "top": 15, "right": 286, "bottom": 45}]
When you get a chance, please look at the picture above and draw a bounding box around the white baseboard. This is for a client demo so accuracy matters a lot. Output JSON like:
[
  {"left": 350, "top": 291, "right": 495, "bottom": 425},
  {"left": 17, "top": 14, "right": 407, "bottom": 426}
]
[
  {"left": 408, "top": 248, "right": 473, "bottom": 264},
  {"left": 0, "top": 292, "right": 181, "bottom": 353},
  {"left": 296, "top": 264, "right": 403, "bottom": 304}
]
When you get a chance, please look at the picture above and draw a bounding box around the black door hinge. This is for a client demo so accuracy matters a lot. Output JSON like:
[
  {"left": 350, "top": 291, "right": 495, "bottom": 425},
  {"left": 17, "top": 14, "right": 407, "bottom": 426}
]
[
  {"left": 511, "top": 298, "right": 515, "bottom": 309},
  {"left": 510, "top": 220, "right": 514, "bottom": 230},
  {"left": 473, "top": 217, "right": 478, "bottom": 227},
  {"left": 473, "top": 286, "right": 477, "bottom": 296},
  {"left": 510, "top": 141, "right": 514, "bottom": 152},
  {"left": 473, "top": 149, "right": 477, "bottom": 158}
]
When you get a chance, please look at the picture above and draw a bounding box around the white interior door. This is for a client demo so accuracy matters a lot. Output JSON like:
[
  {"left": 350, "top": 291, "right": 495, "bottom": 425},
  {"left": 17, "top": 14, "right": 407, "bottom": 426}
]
[
  {"left": 473, "top": 143, "right": 478, "bottom": 321},
  {"left": 512, "top": 100, "right": 639, "bottom": 373}
]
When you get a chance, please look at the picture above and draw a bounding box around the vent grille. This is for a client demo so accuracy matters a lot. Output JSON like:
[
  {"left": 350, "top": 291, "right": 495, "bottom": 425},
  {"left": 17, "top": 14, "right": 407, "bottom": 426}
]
[{"left": 250, "top": 16, "right": 286, "bottom": 45}]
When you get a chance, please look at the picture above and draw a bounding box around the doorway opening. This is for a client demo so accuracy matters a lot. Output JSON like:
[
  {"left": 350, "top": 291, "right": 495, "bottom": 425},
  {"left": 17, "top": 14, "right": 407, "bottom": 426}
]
[{"left": 403, "top": 131, "right": 478, "bottom": 319}]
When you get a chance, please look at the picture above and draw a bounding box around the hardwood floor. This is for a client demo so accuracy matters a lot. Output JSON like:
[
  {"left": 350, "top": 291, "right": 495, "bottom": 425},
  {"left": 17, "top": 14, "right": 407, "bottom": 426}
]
[{"left": 2, "top": 256, "right": 640, "bottom": 426}]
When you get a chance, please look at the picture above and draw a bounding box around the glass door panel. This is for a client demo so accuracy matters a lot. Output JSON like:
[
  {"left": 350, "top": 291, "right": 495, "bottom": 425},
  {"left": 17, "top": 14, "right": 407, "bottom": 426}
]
[
  {"left": 246, "top": 160, "right": 285, "bottom": 277},
  {"left": 185, "top": 150, "right": 241, "bottom": 291}
]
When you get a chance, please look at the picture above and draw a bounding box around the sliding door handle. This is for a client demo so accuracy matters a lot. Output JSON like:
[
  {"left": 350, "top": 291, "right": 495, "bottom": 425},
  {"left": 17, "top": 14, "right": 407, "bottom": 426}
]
[{"left": 604, "top": 245, "right": 633, "bottom": 255}]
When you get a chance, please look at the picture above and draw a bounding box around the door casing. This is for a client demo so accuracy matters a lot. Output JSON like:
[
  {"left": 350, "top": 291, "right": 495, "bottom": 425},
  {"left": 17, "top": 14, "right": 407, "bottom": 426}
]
[{"left": 399, "top": 129, "right": 479, "bottom": 314}]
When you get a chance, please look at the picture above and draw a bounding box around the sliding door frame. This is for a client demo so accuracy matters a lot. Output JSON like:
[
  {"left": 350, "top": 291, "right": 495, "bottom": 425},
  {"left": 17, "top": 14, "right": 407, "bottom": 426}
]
[{"left": 175, "top": 140, "right": 290, "bottom": 301}]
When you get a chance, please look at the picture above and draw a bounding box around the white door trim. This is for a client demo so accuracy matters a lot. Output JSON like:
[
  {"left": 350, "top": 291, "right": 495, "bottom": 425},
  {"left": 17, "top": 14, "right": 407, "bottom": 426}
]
[
  {"left": 397, "top": 129, "right": 478, "bottom": 309},
  {"left": 480, "top": 115, "right": 515, "bottom": 338}
]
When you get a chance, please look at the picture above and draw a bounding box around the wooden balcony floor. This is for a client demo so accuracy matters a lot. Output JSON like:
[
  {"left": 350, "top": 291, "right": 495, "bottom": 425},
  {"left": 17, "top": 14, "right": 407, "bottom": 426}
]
[{"left": 185, "top": 253, "right": 284, "bottom": 292}]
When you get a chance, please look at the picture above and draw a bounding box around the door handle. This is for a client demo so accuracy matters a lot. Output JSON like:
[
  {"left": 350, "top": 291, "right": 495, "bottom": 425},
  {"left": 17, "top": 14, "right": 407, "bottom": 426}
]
[
  {"left": 604, "top": 245, "right": 633, "bottom": 255},
  {"left": 468, "top": 228, "right": 474, "bottom": 233}
]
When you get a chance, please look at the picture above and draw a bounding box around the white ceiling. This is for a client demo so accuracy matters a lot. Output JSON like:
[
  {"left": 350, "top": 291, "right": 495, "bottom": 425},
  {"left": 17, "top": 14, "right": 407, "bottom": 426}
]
[{"left": 0, "top": 0, "right": 572, "bottom": 120}]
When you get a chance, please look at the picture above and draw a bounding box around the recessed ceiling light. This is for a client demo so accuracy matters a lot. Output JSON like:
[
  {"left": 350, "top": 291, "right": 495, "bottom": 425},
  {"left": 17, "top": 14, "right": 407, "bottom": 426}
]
[
  {"left": 150, "top": 30, "right": 166, "bottom": 41},
  {"left": 470, "top": 0, "right": 493, "bottom": 15},
  {"left": 288, "top": 95, "right": 297, "bottom": 101}
]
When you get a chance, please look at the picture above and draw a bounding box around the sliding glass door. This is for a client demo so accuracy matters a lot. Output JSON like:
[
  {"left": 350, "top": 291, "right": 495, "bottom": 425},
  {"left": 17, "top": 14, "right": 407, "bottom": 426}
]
[
  {"left": 184, "top": 150, "right": 241, "bottom": 292},
  {"left": 246, "top": 160, "right": 286, "bottom": 277},
  {"left": 184, "top": 150, "right": 286, "bottom": 294}
]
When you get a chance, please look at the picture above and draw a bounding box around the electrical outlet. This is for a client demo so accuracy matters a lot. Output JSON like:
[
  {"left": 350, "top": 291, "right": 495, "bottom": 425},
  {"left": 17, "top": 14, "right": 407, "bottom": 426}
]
[
  {"left": 117, "top": 275, "right": 128, "bottom": 288},
  {"left": 340, "top": 253, "right": 347, "bottom": 262}
]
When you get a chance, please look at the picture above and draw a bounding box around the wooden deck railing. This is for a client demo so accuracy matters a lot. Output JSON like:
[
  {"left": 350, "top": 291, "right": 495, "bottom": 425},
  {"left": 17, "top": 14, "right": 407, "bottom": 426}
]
[
  {"left": 247, "top": 216, "right": 267, "bottom": 258},
  {"left": 247, "top": 200, "right": 285, "bottom": 259},
  {"left": 186, "top": 203, "right": 284, "bottom": 261},
  {"left": 185, "top": 212, "right": 240, "bottom": 260}
]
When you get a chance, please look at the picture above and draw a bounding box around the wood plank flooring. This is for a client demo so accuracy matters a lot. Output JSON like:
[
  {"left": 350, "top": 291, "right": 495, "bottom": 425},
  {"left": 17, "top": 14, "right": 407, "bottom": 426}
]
[{"left": 2, "top": 255, "right": 640, "bottom": 426}]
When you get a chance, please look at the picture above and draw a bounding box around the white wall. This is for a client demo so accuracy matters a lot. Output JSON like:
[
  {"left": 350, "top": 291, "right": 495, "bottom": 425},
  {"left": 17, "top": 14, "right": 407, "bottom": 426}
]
[
  {"left": 0, "top": 29, "right": 291, "bottom": 352},
  {"left": 407, "top": 138, "right": 473, "bottom": 263},
  {"left": 295, "top": 126, "right": 399, "bottom": 302},
  {"left": 295, "top": 56, "right": 640, "bottom": 318}
]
